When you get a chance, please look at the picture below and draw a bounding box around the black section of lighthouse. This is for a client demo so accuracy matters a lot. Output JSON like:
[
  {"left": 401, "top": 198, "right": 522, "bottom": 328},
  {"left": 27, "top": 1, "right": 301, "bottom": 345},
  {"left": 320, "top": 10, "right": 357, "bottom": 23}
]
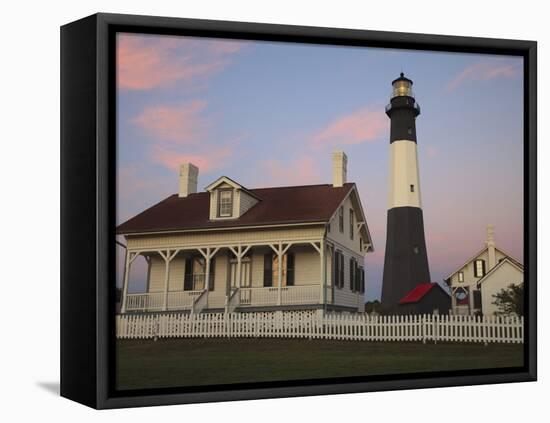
[{"left": 381, "top": 73, "right": 431, "bottom": 313}]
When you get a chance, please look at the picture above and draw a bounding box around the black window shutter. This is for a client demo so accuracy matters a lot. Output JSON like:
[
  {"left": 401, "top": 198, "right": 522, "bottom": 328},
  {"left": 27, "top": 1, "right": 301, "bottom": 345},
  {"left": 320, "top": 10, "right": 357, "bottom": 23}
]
[
  {"left": 354, "top": 262, "right": 359, "bottom": 293},
  {"left": 184, "top": 258, "right": 193, "bottom": 291},
  {"left": 264, "top": 253, "right": 273, "bottom": 287},
  {"left": 286, "top": 253, "right": 294, "bottom": 286},
  {"left": 208, "top": 258, "right": 216, "bottom": 291},
  {"left": 333, "top": 251, "right": 338, "bottom": 288},
  {"left": 339, "top": 253, "right": 344, "bottom": 288},
  {"left": 473, "top": 290, "right": 482, "bottom": 309},
  {"left": 361, "top": 268, "right": 365, "bottom": 293},
  {"left": 349, "top": 258, "right": 354, "bottom": 291},
  {"left": 481, "top": 260, "right": 486, "bottom": 276}
]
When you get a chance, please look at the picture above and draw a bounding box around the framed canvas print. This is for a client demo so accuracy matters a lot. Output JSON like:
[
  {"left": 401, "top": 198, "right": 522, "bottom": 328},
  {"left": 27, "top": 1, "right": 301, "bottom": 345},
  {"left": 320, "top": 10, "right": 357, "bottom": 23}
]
[{"left": 60, "top": 13, "right": 537, "bottom": 409}]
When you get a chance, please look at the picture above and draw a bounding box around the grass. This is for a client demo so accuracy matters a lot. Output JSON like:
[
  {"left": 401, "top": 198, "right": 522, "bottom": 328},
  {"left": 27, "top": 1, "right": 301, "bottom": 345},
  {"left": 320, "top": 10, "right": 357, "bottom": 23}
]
[{"left": 116, "top": 338, "right": 523, "bottom": 390}]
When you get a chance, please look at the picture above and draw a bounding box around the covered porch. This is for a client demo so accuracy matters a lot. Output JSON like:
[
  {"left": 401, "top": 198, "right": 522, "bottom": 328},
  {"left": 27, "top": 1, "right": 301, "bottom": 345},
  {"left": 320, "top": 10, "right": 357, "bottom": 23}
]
[{"left": 119, "top": 239, "right": 333, "bottom": 314}]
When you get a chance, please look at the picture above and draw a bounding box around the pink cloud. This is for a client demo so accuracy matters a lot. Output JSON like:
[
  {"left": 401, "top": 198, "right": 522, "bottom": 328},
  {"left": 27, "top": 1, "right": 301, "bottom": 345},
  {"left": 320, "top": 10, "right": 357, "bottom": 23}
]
[
  {"left": 151, "top": 145, "right": 232, "bottom": 173},
  {"left": 259, "top": 155, "right": 321, "bottom": 187},
  {"left": 131, "top": 100, "right": 208, "bottom": 144},
  {"left": 446, "top": 60, "right": 521, "bottom": 92},
  {"left": 311, "top": 107, "right": 387, "bottom": 148},
  {"left": 426, "top": 146, "right": 439, "bottom": 159},
  {"left": 117, "top": 34, "right": 244, "bottom": 91}
]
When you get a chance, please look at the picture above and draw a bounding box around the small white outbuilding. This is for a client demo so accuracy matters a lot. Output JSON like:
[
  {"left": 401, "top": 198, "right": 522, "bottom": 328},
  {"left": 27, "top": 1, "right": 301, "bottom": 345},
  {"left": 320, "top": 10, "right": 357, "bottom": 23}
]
[{"left": 445, "top": 225, "right": 523, "bottom": 316}]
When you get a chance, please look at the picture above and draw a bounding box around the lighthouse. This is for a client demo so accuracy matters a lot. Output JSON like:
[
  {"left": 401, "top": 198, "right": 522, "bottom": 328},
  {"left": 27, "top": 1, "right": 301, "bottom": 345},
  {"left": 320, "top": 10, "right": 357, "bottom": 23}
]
[{"left": 381, "top": 73, "right": 431, "bottom": 313}]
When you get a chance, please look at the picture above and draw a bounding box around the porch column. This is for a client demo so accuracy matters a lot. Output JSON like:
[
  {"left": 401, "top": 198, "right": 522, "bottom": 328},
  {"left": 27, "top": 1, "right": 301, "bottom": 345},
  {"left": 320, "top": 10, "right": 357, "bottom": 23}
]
[
  {"left": 120, "top": 250, "right": 139, "bottom": 314},
  {"left": 310, "top": 241, "right": 325, "bottom": 305},
  {"left": 198, "top": 247, "right": 220, "bottom": 309},
  {"left": 160, "top": 250, "right": 179, "bottom": 312},
  {"left": 236, "top": 245, "right": 242, "bottom": 289},
  {"left": 321, "top": 242, "right": 326, "bottom": 307},
  {"left": 277, "top": 242, "right": 283, "bottom": 305}
]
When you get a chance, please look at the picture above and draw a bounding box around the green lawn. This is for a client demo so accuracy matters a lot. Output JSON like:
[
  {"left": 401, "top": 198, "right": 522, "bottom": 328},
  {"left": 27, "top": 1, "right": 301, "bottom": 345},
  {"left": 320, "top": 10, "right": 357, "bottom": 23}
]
[{"left": 116, "top": 338, "right": 523, "bottom": 390}]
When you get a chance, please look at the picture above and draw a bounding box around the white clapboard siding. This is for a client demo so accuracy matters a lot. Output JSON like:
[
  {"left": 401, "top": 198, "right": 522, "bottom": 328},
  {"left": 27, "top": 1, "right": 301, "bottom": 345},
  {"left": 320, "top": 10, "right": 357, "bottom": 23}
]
[{"left": 116, "top": 312, "right": 524, "bottom": 344}]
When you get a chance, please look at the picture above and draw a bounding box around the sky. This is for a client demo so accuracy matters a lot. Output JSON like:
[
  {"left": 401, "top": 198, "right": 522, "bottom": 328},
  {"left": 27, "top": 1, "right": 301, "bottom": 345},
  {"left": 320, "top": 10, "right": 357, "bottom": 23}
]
[{"left": 116, "top": 33, "right": 524, "bottom": 300}]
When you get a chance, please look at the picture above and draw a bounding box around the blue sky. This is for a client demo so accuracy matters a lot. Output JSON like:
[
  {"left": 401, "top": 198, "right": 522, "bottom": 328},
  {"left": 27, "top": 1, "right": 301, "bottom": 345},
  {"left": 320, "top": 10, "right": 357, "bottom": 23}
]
[{"left": 117, "top": 33, "right": 524, "bottom": 300}]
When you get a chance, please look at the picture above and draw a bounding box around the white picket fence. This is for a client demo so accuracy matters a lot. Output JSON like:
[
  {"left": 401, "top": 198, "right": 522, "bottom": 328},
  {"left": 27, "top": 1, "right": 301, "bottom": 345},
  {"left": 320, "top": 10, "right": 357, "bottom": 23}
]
[{"left": 116, "top": 311, "right": 524, "bottom": 344}]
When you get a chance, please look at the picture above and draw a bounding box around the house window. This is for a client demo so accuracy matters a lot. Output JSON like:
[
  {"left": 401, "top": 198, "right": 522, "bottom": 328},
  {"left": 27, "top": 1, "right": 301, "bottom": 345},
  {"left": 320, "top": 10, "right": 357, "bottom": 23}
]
[
  {"left": 458, "top": 271, "right": 464, "bottom": 282},
  {"left": 474, "top": 259, "right": 486, "bottom": 278},
  {"left": 338, "top": 206, "right": 344, "bottom": 233},
  {"left": 410, "top": 184, "right": 415, "bottom": 192},
  {"left": 217, "top": 189, "right": 233, "bottom": 217},
  {"left": 349, "top": 209, "right": 354, "bottom": 240},
  {"left": 267, "top": 252, "right": 295, "bottom": 286},
  {"left": 184, "top": 257, "right": 215, "bottom": 291},
  {"left": 327, "top": 222, "right": 331, "bottom": 233}
]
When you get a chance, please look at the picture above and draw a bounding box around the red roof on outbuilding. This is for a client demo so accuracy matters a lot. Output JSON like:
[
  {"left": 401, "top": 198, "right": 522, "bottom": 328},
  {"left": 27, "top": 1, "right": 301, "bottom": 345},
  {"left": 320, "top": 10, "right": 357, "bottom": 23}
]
[{"left": 399, "top": 283, "right": 438, "bottom": 304}]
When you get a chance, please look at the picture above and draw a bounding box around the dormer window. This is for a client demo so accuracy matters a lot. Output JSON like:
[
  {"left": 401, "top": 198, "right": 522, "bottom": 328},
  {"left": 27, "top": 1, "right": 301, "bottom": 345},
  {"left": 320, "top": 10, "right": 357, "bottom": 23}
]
[{"left": 218, "top": 189, "right": 233, "bottom": 217}]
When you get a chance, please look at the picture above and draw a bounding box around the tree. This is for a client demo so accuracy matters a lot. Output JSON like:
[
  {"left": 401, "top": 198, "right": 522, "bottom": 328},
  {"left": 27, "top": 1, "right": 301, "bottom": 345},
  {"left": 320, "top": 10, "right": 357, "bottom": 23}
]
[
  {"left": 492, "top": 283, "right": 524, "bottom": 316},
  {"left": 364, "top": 300, "right": 380, "bottom": 314}
]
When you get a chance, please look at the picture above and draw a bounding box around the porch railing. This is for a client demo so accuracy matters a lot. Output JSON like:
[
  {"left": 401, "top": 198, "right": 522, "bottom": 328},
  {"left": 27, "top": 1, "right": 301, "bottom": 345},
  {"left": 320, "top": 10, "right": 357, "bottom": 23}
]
[
  {"left": 124, "top": 285, "right": 321, "bottom": 313},
  {"left": 126, "top": 292, "right": 164, "bottom": 312},
  {"left": 125, "top": 290, "right": 205, "bottom": 312},
  {"left": 239, "top": 285, "right": 319, "bottom": 307}
]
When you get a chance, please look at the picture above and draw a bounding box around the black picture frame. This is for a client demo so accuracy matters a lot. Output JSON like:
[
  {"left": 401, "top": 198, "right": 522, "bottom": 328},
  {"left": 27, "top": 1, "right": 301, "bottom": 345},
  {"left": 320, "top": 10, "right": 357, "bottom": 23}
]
[{"left": 60, "top": 12, "right": 537, "bottom": 409}]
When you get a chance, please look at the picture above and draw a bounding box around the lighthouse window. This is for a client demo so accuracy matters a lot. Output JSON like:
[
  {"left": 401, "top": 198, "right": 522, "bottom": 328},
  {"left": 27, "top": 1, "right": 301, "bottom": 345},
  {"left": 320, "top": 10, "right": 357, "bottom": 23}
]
[
  {"left": 407, "top": 127, "right": 412, "bottom": 135},
  {"left": 410, "top": 184, "right": 415, "bottom": 192},
  {"left": 413, "top": 246, "right": 420, "bottom": 254}
]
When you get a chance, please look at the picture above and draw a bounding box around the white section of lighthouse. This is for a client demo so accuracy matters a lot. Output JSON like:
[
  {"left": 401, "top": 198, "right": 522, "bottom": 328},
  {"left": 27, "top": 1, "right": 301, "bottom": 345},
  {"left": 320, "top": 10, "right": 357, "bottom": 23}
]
[{"left": 388, "top": 139, "right": 422, "bottom": 209}]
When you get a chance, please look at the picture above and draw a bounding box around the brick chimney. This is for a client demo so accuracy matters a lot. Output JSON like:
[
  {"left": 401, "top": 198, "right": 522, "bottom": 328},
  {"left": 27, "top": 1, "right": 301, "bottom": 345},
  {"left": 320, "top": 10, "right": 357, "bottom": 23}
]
[
  {"left": 486, "top": 224, "right": 496, "bottom": 270},
  {"left": 332, "top": 151, "right": 348, "bottom": 187},
  {"left": 179, "top": 163, "right": 198, "bottom": 198}
]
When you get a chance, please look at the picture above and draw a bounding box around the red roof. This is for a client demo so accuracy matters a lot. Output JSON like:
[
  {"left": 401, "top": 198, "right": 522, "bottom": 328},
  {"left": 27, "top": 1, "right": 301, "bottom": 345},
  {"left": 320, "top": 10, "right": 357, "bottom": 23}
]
[
  {"left": 117, "top": 183, "right": 355, "bottom": 235},
  {"left": 399, "top": 283, "right": 439, "bottom": 304}
]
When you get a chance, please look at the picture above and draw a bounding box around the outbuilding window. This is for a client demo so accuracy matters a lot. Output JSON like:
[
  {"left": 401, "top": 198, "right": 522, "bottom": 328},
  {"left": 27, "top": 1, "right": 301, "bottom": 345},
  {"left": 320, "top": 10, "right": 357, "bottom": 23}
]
[{"left": 474, "top": 259, "right": 486, "bottom": 278}]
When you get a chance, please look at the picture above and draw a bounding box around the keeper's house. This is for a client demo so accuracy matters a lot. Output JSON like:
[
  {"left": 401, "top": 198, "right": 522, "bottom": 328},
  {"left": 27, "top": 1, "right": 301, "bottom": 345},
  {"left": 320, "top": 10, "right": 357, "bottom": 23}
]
[{"left": 117, "top": 151, "right": 373, "bottom": 315}]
